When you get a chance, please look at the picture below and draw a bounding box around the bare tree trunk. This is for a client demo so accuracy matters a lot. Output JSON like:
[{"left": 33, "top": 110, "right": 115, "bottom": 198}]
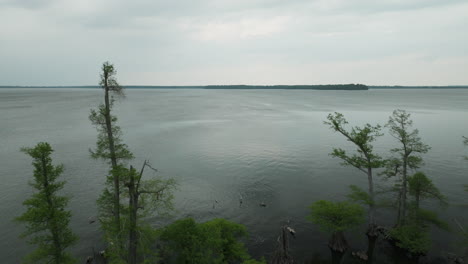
[
  {"left": 366, "top": 235, "right": 377, "bottom": 264},
  {"left": 395, "top": 189, "right": 402, "bottom": 226},
  {"left": 401, "top": 157, "right": 408, "bottom": 226},
  {"left": 367, "top": 167, "right": 378, "bottom": 237}
]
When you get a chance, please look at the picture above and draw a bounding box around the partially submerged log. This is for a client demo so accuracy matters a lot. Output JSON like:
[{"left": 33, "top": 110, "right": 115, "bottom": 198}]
[{"left": 352, "top": 251, "right": 369, "bottom": 261}]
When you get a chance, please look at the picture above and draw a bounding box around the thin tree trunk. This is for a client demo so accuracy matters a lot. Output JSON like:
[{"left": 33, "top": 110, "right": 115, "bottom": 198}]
[
  {"left": 415, "top": 191, "right": 420, "bottom": 223},
  {"left": 401, "top": 157, "right": 407, "bottom": 225},
  {"left": 103, "top": 75, "right": 120, "bottom": 234},
  {"left": 395, "top": 189, "right": 402, "bottom": 226},
  {"left": 127, "top": 169, "right": 138, "bottom": 264},
  {"left": 367, "top": 167, "right": 377, "bottom": 237},
  {"left": 366, "top": 234, "right": 377, "bottom": 264}
]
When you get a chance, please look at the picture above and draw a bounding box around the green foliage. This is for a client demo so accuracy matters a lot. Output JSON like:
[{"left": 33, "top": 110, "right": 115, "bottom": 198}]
[
  {"left": 348, "top": 185, "right": 374, "bottom": 206},
  {"left": 89, "top": 104, "right": 133, "bottom": 162},
  {"left": 325, "top": 112, "right": 385, "bottom": 170},
  {"left": 386, "top": 110, "right": 430, "bottom": 166},
  {"left": 408, "top": 172, "right": 447, "bottom": 207},
  {"left": 89, "top": 61, "right": 131, "bottom": 162},
  {"left": 414, "top": 208, "right": 449, "bottom": 230},
  {"left": 407, "top": 172, "right": 448, "bottom": 229},
  {"left": 100, "top": 61, "right": 124, "bottom": 95},
  {"left": 383, "top": 110, "right": 431, "bottom": 227},
  {"left": 241, "top": 257, "right": 267, "bottom": 264},
  {"left": 90, "top": 62, "right": 134, "bottom": 261},
  {"left": 96, "top": 164, "right": 178, "bottom": 263},
  {"left": 307, "top": 200, "right": 365, "bottom": 233},
  {"left": 159, "top": 218, "right": 251, "bottom": 264},
  {"left": 390, "top": 225, "right": 431, "bottom": 255},
  {"left": 391, "top": 172, "right": 449, "bottom": 254},
  {"left": 16, "top": 142, "right": 77, "bottom": 264},
  {"left": 160, "top": 218, "right": 203, "bottom": 263},
  {"left": 137, "top": 178, "right": 177, "bottom": 218}
]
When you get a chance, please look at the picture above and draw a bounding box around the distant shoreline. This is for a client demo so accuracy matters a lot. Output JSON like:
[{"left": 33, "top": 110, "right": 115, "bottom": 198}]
[
  {"left": 1, "top": 85, "right": 467, "bottom": 90},
  {"left": 0, "top": 84, "right": 367, "bottom": 90}
]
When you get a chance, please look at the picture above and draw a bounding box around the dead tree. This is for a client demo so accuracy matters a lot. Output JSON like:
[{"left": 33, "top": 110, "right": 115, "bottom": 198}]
[{"left": 271, "top": 225, "right": 295, "bottom": 264}]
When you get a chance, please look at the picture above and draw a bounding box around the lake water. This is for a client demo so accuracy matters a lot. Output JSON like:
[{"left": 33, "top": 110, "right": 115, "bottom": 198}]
[{"left": 1, "top": 88, "right": 467, "bottom": 263}]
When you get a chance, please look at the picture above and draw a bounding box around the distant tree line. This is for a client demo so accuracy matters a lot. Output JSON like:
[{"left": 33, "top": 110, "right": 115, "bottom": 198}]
[
  {"left": 0, "top": 84, "right": 369, "bottom": 90},
  {"left": 205, "top": 84, "right": 368, "bottom": 90}
]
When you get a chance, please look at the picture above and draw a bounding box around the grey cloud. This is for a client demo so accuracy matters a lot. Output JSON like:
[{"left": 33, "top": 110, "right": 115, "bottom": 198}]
[
  {"left": 0, "top": 0, "right": 467, "bottom": 85},
  {"left": 0, "top": 0, "right": 56, "bottom": 9}
]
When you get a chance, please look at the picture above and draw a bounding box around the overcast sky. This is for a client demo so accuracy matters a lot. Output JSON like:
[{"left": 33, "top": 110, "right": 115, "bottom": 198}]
[{"left": 1, "top": 0, "right": 467, "bottom": 86}]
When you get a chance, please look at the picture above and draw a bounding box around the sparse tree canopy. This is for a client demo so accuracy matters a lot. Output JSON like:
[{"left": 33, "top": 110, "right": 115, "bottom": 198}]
[
  {"left": 16, "top": 142, "right": 77, "bottom": 264},
  {"left": 408, "top": 172, "right": 446, "bottom": 208},
  {"left": 100, "top": 61, "right": 124, "bottom": 96}
]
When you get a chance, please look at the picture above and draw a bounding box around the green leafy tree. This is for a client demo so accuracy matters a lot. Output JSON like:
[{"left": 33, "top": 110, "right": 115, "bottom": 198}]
[
  {"left": 159, "top": 218, "right": 257, "bottom": 264},
  {"left": 383, "top": 110, "right": 430, "bottom": 226},
  {"left": 390, "top": 172, "right": 448, "bottom": 255},
  {"left": 16, "top": 142, "right": 77, "bottom": 264},
  {"left": 307, "top": 200, "right": 365, "bottom": 252},
  {"left": 89, "top": 62, "right": 133, "bottom": 256},
  {"left": 389, "top": 224, "right": 430, "bottom": 255},
  {"left": 324, "top": 112, "right": 384, "bottom": 235},
  {"left": 407, "top": 172, "right": 448, "bottom": 226}
]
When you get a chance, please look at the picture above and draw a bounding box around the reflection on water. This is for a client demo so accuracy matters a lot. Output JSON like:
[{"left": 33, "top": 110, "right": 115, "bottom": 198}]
[{"left": 1, "top": 88, "right": 467, "bottom": 263}]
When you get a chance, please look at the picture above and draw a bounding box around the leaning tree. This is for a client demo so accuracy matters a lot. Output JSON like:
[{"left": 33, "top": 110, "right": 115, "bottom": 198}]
[{"left": 325, "top": 112, "right": 384, "bottom": 236}]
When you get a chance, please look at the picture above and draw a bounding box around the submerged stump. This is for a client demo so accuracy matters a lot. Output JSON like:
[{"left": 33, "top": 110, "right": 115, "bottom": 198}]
[{"left": 328, "top": 231, "right": 348, "bottom": 253}]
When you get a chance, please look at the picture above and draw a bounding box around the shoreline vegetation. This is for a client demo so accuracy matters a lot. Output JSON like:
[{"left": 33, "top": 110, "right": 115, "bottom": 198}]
[{"left": 2, "top": 84, "right": 468, "bottom": 89}]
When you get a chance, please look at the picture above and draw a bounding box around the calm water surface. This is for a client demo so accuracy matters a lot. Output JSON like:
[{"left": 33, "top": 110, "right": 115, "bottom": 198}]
[{"left": 1, "top": 88, "right": 467, "bottom": 263}]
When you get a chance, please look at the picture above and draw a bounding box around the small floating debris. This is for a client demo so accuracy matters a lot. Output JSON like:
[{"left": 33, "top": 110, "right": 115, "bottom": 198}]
[
  {"left": 352, "top": 251, "right": 368, "bottom": 261},
  {"left": 286, "top": 227, "right": 296, "bottom": 238},
  {"left": 88, "top": 216, "right": 96, "bottom": 224},
  {"left": 259, "top": 202, "right": 266, "bottom": 207},
  {"left": 86, "top": 256, "right": 94, "bottom": 263}
]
